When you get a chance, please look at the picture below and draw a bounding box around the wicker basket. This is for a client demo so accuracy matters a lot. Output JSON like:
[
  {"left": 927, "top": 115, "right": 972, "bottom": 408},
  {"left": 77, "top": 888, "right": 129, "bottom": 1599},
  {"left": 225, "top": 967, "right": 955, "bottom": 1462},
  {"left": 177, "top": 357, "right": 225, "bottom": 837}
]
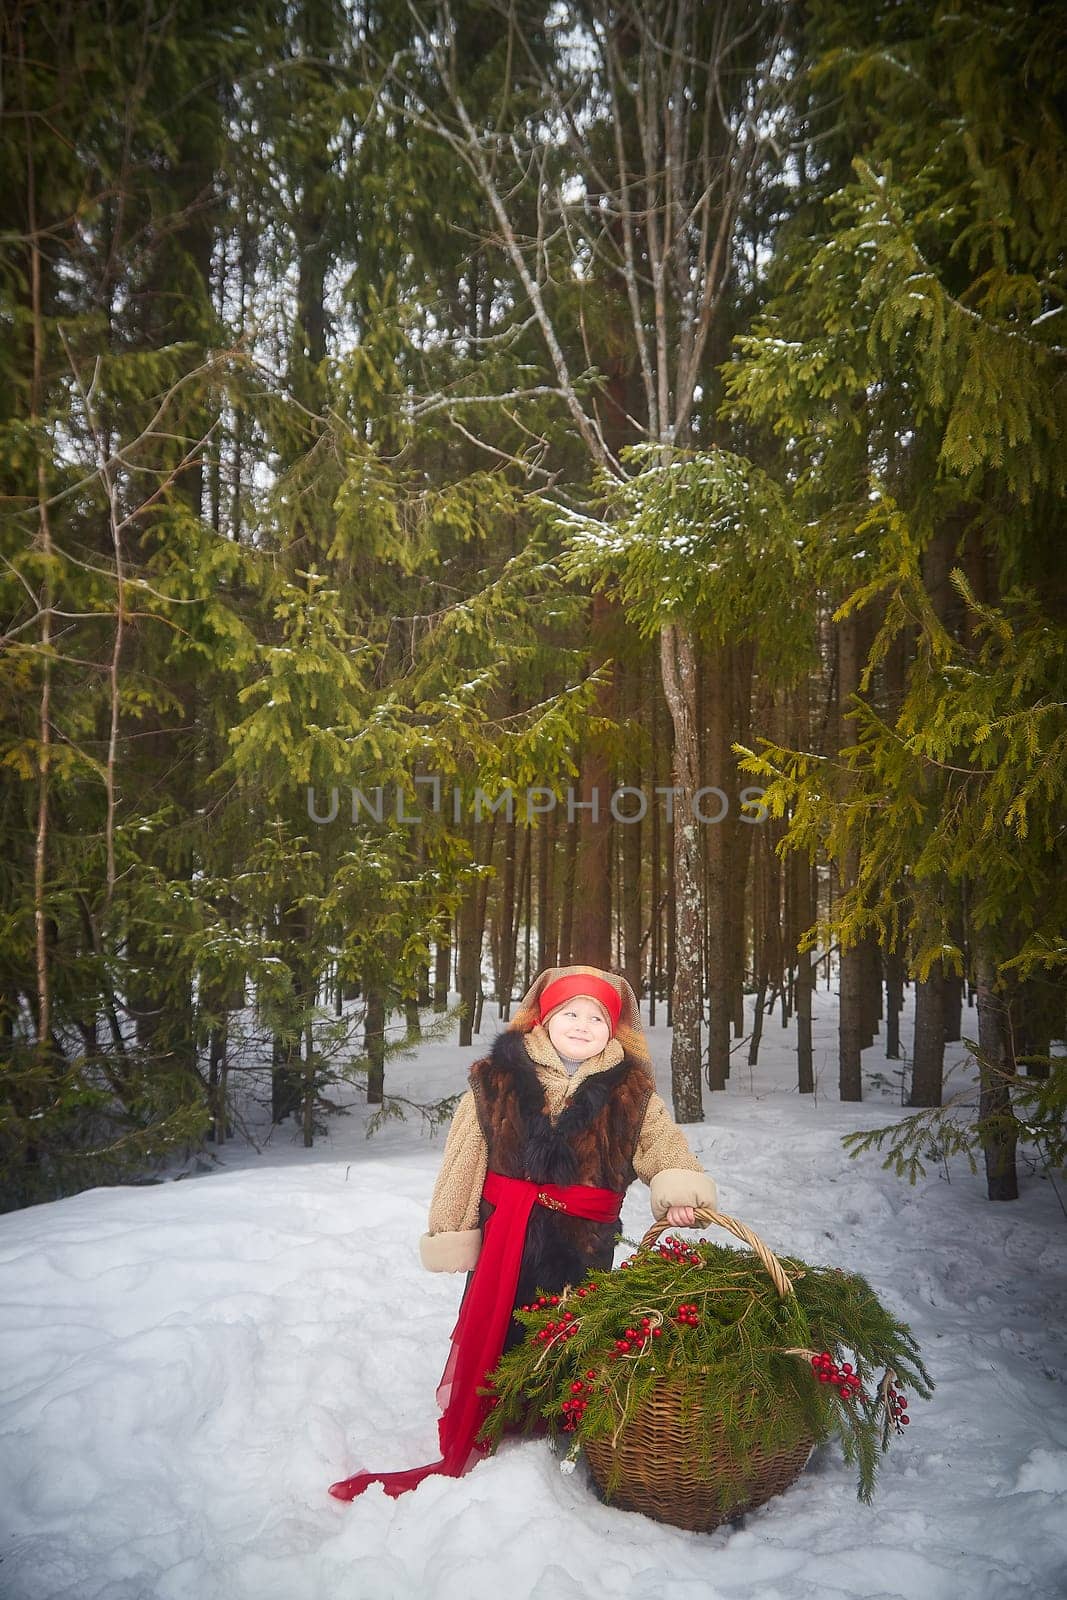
[{"left": 581, "top": 1207, "right": 815, "bottom": 1534}]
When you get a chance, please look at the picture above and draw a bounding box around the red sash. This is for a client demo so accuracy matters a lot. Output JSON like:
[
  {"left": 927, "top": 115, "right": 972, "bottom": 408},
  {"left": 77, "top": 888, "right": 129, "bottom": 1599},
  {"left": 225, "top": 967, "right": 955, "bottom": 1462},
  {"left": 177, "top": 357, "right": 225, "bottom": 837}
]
[{"left": 328, "top": 1171, "right": 624, "bottom": 1500}]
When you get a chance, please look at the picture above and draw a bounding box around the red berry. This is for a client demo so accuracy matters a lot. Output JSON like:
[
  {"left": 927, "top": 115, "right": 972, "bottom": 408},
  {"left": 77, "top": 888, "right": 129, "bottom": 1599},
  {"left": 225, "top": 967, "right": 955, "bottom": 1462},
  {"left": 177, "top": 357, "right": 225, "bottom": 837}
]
[{"left": 900, "top": 1414, "right": 910, "bottom": 1425}]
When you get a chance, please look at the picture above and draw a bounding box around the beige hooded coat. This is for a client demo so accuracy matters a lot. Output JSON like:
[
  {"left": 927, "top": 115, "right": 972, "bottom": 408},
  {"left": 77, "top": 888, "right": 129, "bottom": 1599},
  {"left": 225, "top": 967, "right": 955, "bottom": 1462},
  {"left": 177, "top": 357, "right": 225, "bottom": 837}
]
[{"left": 420, "top": 964, "right": 718, "bottom": 1272}]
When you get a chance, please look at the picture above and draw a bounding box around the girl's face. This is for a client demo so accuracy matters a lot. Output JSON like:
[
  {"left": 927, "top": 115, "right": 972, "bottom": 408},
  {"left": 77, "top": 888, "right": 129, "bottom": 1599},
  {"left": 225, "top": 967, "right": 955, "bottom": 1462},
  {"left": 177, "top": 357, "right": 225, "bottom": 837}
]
[{"left": 546, "top": 998, "right": 611, "bottom": 1062}]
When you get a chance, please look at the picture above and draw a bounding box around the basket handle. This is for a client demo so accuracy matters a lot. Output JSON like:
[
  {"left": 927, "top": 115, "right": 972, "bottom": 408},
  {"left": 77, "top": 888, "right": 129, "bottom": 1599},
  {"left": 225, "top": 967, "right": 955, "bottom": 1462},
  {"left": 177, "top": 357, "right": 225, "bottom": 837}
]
[{"left": 637, "top": 1205, "right": 795, "bottom": 1300}]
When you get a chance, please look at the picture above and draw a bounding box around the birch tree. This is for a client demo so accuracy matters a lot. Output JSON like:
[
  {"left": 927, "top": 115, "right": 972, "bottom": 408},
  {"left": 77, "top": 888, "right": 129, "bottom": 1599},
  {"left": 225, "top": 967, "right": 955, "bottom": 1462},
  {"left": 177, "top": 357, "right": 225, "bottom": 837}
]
[{"left": 375, "top": 0, "right": 791, "bottom": 1113}]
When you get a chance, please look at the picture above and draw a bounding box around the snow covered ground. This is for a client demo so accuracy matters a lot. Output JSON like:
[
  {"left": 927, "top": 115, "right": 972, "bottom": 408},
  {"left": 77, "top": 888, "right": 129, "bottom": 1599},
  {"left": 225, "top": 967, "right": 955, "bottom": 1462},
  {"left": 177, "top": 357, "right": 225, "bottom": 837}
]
[{"left": 2, "top": 985, "right": 1065, "bottom": 1600}]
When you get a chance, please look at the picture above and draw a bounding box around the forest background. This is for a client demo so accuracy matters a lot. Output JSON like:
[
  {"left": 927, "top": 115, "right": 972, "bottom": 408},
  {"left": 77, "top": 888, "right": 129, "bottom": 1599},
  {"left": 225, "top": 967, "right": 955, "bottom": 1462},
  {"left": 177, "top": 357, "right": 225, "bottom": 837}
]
[{"left": 1, "top": 0, "right": 1064, "bottom": 1215}]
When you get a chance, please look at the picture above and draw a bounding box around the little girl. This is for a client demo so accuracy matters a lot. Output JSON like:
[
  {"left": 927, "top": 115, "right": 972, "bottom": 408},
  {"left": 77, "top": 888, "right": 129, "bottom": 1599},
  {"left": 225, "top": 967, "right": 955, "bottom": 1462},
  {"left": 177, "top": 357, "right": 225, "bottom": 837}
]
[{"left": 328, "top": 963, "right": 717, "bottom": 1501}]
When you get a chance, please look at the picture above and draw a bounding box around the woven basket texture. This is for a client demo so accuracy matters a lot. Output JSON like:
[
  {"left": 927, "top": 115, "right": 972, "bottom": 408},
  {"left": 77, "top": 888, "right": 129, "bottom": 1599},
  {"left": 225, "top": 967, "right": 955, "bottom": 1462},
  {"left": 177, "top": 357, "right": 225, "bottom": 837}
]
[{"left": 582, "top": 1377, "right": 814, "bottom": 1532}]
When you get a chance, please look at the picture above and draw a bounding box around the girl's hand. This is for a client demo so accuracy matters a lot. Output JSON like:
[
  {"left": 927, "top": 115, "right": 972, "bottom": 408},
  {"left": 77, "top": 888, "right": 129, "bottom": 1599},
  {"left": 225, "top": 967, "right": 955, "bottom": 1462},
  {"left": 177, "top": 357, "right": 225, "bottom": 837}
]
[{"left": 664, "top": 1204, "right": 696, "bottom": 1228}]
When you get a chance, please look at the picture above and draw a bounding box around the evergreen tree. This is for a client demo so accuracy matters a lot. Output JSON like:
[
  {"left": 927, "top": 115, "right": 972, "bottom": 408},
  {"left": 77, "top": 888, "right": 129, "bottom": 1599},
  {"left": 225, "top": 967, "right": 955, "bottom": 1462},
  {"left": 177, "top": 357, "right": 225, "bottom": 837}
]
[{"left": 725, "top": 0, "right": 1067, "bottom": 1197}]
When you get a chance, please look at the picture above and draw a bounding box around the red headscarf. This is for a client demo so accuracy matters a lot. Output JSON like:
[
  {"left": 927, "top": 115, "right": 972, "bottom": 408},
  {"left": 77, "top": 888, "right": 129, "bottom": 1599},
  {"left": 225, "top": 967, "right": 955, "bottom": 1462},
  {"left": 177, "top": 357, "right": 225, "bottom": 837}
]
[{"left": 538, "top": 972, "right": 622, "bottom": 1034}]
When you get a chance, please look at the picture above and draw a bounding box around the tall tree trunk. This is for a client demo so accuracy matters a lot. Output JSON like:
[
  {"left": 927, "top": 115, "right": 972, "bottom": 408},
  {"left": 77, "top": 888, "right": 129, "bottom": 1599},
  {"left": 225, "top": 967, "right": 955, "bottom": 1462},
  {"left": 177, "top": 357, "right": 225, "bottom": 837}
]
[
  {"left": 620, "top": 659, "right": 644, "bottom": 998},
  {"left": 975, "top": 950, "right": 1019, "bottom": 1201},
  {"left": 520, "top": 824, "right": 533, "bottom": 992},
  {"left": 702, "top": 641, "right": 731, "bottom": 1091},
  {"left": 497, "top": 812, "right": 517, "bottom": 1015},
  {"left": 942, "top": 972, "right": 963, "bottom": 1042},
  {"left": 790, "top": 680, "right": 815, "bottom": 1093},
  {"left": 457, "top": 826, "right": 481, "bottom": 1047},
  {"left": 271, "top": 904, "right": 305, "bottom": 1126},
  {"left": 838, "top": 607, "right": 867, "bottom": 1101},
  {"left": 473, "top": 813, "right": 498, "bottom": 1032},
  {"left": 558, "top": 816, "right": 578, "bottom": 966},
  {"left": 208, "top": 1018, "right": 229, "bottom": 1143},
  {"left": 302, "top": 1011, "right": 317, "bottom": 1146},
  {"left": 433, "top": 918, "right": 451, "bottom": 1011},
  {"left": 649, "top": 663, "right": 662, "bottom": 1026},
  {"left": 728, "top": 641, "right": 756, "bottom": 1036},
  {"left": 500, "top": 822, "right": 529, "bottom": 1017},
  {"left": 860, "top": 943, "right": 882, "bottom": 1048},
  {"left": 911, "top": 964, "right": 945, "bottom": 1106},
  {"left": 364, "top": 988, "right": 386, "bottom": 1106},
  {"left": 537, "top": 810, "right": 556, "bottom": 972},
  {"left": 660, "top": 622, "right": 703, "bottom": 1121},
  {"left": 25, "top": 75, "right": 53, "bottom": 1057},
  {"left": 885, "top": 946, "right": 904, "bottom": 1061},
  {"left": 571, "top": 593, "right": 615, "bottom": 966},
  {"left": 1012, "top": 975, "right": 1055, "bottom": 1079}
]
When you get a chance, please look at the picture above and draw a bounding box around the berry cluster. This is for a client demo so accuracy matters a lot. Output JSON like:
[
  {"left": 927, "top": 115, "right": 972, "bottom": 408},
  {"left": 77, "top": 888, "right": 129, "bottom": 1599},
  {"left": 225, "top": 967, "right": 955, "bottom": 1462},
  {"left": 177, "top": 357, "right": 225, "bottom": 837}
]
[
  {"left": 886, "top": 1383, "right": 910, "bottom": 1430},
  {"left": 654, "top": 1234, "right": 704, "bottom": 1266},
  {"left": 810, "top": 1350, "right": 863, "bottom": 1400},
  {"left": 560, "top": 1375, "right": 598, "bottom": 1430},
  {"left": 519, "top": 1293, "right": 563, "bottom": 1312},
  {"left": 673, "top": 1302, "right": 700, "bottom": 1327},
  {"left": 612, "top": 1316, "right": 664, "bottom": 1358},
  {"left": 533, "top": 1309, "right": 578, "bottom": 1345}
]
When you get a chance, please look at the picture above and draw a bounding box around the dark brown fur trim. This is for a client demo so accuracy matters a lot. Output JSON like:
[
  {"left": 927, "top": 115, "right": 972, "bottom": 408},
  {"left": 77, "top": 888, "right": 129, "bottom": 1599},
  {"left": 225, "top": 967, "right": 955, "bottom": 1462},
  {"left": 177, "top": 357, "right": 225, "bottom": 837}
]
[{"left": 468, "top": 1029, "right": 656, "bottom": 1346}]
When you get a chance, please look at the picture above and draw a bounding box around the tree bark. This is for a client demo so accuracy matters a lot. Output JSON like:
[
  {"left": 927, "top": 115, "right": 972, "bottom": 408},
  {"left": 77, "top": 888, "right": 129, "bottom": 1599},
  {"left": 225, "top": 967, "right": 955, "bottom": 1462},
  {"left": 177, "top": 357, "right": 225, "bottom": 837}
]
[
  {"left": 660, "top": 622, "right": 703, "bottom": 1120},
  {"left": 837, "top": 607, "right": 866, "bottom": 1101},
  {"left": 728, "top": 641, "right": 756, "bottom": 1037},
  {"left": 497, "top": 812, "right": 517, "bottom": 1015},
  {"left": 364, "top": 988, "right": 386, "bottom": 1106},
  {"left": 911, "top": 964, "right": 945, "bottom": 1106},
  {"left": 537, "top": 809, "right": 556, "bottom": 973},
  {"left": 885, "top": 946, "right": 904, "bottom": 1060},
  {"left": 619, "top": 657, "right": 644, "bottom": 998},
  {"left": 792, "top": 858, "right": 816, "bottom": 1097},
  {"left": 433, "top": 922, "right": 451, "bottom": 1012},
  {"left": 571, "top": 594, "right": 615, "bottom": 967},
  {"left": 1012, "top": 975, "right": 1055, "bottom": 1079},
  {"left": 558, "top": 816, "right": 578, "bottom": 966},
  {"left": 649, "top": 662, "right": 662, "bottom": 1026},
  {"left": 860, "top": 942, "right": 882, "bottom": 1048},
  {"left": 702, "top": 641, "right": 731, "bottom": 1091},
  {"left": 975, "top": 952, "right": 1019, "bottom": 1201},
  {"left": 457, "top": 828, "right": 481, "bottom": 1048}
]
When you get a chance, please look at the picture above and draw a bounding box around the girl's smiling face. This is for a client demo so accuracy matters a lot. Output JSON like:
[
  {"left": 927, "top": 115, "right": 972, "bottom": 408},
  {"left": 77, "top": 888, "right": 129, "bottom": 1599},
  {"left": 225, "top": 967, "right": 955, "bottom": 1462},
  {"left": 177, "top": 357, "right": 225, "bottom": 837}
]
[{"left": 546, "top": 998, "right": 611, "bottom": 1062}]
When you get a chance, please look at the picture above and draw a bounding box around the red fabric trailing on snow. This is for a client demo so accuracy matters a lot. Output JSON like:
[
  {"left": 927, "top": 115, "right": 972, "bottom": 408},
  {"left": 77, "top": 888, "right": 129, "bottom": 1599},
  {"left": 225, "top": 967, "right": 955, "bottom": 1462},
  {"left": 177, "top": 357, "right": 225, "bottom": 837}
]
[{"left": 327, "top": 1170, "right": 624, "bottom": 1501}]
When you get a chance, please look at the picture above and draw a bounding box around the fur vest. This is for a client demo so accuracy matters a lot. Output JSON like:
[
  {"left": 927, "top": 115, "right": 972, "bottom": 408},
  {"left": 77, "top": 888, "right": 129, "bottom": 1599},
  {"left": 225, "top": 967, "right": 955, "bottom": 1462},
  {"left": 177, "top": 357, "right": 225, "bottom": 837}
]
[{"left": 468, "top": 1029, "right": 656, "bottom": 1348}]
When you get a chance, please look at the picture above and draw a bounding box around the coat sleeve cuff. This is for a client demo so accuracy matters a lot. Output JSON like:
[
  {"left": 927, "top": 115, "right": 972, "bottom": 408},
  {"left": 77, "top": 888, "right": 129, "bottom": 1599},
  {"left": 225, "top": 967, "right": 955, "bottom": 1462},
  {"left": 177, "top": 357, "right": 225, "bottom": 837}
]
[
  {"left": 419, "top": 1228, "right": 482, "bottom": 1273},
  {"left": 649, "top": 1168, "right": 718, "bottom": 1221}
]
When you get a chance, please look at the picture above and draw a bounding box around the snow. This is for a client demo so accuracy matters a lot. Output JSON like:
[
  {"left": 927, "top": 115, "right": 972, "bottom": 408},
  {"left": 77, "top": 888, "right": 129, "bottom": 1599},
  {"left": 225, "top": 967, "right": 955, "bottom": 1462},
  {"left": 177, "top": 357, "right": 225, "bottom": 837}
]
[{"left": 2, "top": 988, "right": 1066, "bottom": 1600}]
